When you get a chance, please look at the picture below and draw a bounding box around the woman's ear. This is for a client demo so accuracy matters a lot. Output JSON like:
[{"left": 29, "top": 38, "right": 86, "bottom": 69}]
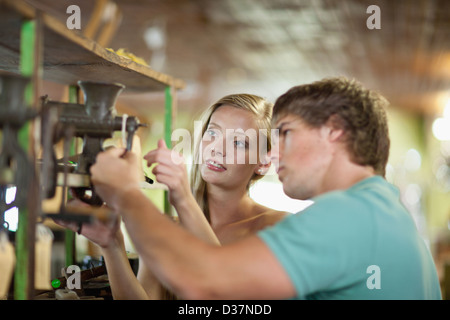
[{"left": 255, "top": 160, "right": 271, "bottom": 176}]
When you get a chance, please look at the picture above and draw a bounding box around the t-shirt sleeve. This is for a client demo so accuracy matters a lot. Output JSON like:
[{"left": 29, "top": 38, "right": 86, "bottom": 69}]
[{"left": 258, "top": 193, "right": 371, "bottom": 299}]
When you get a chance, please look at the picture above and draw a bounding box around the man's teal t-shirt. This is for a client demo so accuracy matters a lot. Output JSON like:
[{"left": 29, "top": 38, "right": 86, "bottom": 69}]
[{"left": 258, "top": 176, "right": 441, "bottom": 299}]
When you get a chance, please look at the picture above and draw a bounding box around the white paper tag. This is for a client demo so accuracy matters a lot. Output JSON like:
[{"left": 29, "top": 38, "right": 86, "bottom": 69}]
[{"left": 34, "top": 224, "right": 53, "bottom": 290}]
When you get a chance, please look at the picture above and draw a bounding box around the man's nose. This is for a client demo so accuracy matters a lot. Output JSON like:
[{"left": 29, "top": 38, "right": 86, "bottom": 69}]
[
  {"left": 268, "top": 148, "right": 280, "bottom": 164},
  {"left": 269, "top": 136, "right": 281, "bottom": 163}
]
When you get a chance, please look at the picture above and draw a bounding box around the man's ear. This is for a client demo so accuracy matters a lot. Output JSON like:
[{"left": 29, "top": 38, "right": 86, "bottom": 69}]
[
  {"left": 329, "top": 127, "right": 345, "bottom": 142},
  {"left": 324, "top": 115, "right": 345, "bottom": 143}
]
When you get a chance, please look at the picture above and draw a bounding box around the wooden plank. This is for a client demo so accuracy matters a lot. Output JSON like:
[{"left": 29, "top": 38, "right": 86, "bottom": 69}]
[
  {"left": 0, "top": 0, "right": 185, "bottom": 92},
  {"left": 83, "top": 0, "right": 109, "bottom": 40}
]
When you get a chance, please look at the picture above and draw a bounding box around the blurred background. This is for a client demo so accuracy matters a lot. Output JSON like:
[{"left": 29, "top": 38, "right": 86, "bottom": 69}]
[{"left": 11, "top": 0, "right": 450, "bottom": 292}]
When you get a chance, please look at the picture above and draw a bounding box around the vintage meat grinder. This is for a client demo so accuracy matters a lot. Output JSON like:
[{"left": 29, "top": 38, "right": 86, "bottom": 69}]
[
  {"left": 40, "top": 80, "right": 146, "bottom": 208},
  {"left": 0, "top": 73, "right": 37, "bottom": 229}
]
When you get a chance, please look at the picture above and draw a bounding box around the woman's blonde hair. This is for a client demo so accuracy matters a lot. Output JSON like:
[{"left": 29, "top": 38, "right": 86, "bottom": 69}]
[{"left": 190, "top": 94, "right": 273, "bottom": 222}]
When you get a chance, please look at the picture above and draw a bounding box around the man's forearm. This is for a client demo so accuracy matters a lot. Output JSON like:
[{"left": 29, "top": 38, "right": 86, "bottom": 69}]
[{"left": 114, "top": 187, "right": 294, "bottom": 299}]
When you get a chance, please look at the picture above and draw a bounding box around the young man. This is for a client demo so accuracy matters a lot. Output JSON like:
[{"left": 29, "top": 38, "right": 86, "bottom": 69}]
[{"left": 90, "top": 77, "right": 441, "bottom": 299}]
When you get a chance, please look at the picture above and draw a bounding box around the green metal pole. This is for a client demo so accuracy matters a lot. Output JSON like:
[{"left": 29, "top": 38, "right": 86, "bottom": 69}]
[
  {"left": 164, "top": 86, "right": 173, "bottom": 215},
  {"left": 14, "top": 19, "right": 36, "bottom": 300},
  {"left": 164, "top": 86, "right": 173, "bottom": 149}
]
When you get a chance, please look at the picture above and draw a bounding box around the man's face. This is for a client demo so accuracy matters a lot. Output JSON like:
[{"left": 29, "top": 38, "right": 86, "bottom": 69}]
[{"left": 271, "top": 115, "right": 334, "bottom": 200}]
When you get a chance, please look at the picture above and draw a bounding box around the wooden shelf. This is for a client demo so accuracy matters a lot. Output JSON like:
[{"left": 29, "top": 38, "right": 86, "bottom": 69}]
[{"left": 0, "top": 0, "right": 185, "bottom": 92}]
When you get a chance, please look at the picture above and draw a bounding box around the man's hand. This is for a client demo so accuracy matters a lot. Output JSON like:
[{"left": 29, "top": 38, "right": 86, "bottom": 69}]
[{"left": 90, "top": 147, "right": 142, "bottom": 211}]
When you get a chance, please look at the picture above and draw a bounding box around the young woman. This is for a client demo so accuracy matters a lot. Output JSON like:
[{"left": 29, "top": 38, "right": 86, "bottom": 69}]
[
  {"left": 59, "top": 94, "right": 287, "bottom": 299},
  {"left": 145, "top": 94, "right": 287, "bottom": 245}
]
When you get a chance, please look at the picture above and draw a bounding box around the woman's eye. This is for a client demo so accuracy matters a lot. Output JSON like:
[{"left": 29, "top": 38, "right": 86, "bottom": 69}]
[
  {"left": 205, "top": 129, "right": 217, "bottom": 137},
  {"left": 234, "top": 140, "right": 247, "bottom": 148},
  {"left": 281, "top": 129, "right": 290, "bottom": 137}
]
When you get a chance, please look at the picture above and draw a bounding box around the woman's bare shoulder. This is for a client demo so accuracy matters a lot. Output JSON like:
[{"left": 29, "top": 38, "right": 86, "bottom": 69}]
[
  {"left": 264, "top": 209, "right": 290, "bottom": 221},
  {"left": 254, "top": 206, "right": 290, "bottom": 229}
]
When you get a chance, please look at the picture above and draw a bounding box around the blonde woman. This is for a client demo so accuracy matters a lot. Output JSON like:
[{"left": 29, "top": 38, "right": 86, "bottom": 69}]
[
  {"left": 145, "top": 94, "right": 287, "bottom": 245},
  {"left": 59, "top": 94, "right": 287, "bottom": 299}
]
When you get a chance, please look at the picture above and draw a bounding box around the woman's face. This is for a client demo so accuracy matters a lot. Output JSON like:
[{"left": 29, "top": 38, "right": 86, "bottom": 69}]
[{"left": 200, "top": 105, "right": 265, "bottom": 190}]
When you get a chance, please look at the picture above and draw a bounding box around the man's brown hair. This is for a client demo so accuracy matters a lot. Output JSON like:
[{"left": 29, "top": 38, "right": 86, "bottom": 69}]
[{"left": 272, "top": 77, "right": 390, "bottom": 176}]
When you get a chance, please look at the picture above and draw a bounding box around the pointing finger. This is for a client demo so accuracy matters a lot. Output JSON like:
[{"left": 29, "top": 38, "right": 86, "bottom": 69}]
[{"left": 158, "top": 138, "right": 168, "bottom": 149}]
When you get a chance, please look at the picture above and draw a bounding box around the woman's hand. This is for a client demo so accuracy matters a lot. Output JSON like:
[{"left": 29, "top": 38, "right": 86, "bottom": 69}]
[
  {"left": 144, "top": 140, "right": 220, "bottom": 245},
  {"left": 144, "top": 139, "right": 192, "bottom": 207},
  {"left": 53, "top": 199, "right": 122, "bottom": 249}
]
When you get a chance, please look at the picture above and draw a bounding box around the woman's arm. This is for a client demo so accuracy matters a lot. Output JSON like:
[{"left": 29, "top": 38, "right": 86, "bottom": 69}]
[
  {"left": 144, "top": 139, "right": 220, "bottom": 245},
  {"left": 54, "top": 202, "right": 153, "bottom": 300},
  {"left": 100, "top": 229, "right": 151, "bottom": 300}
]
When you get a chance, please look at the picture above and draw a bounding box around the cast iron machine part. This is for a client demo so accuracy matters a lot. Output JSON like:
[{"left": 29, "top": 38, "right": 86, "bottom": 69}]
[
  {"left": 40, "top": 80, "right": 146, "bottom": 207},
  {"left": 0, "top": 73, "right": 37, "bottom": 228}
]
